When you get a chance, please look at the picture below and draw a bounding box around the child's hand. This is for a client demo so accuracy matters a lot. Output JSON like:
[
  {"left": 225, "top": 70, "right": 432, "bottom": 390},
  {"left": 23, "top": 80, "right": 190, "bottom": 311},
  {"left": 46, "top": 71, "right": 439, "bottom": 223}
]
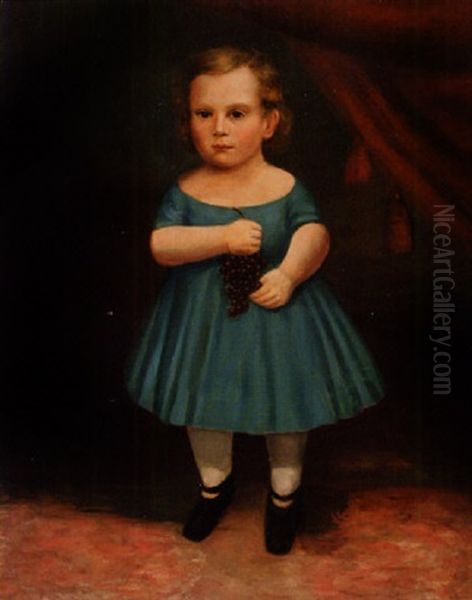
[
  {"left": 249, "top": 268, "right": 294, "bottom": 309},
  {"left": 224, "top": 219, "right": 262, "bottom": 255}
]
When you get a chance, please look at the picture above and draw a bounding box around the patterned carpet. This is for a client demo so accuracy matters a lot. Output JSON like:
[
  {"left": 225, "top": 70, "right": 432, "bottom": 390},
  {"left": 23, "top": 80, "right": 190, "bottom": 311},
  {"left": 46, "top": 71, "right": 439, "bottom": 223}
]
[{"left": 1, "top": 472, "right": 471, "bottom": 599}]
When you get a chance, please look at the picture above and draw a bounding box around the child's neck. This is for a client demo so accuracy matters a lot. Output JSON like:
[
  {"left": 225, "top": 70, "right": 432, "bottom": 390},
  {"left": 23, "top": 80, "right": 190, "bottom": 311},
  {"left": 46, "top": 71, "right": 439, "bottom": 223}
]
[
  {"left": 201, "top": 155, "right": 269, "bottom": 186},
  {"left": 179, "top": 156, "right": 294, "bottom": 206}
]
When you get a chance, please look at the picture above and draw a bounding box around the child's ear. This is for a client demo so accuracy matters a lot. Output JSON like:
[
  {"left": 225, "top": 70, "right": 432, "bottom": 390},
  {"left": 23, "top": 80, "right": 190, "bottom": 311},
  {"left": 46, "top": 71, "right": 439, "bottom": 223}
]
[{"left": 262, "top": 109, "right": 280, "bottom": 140}]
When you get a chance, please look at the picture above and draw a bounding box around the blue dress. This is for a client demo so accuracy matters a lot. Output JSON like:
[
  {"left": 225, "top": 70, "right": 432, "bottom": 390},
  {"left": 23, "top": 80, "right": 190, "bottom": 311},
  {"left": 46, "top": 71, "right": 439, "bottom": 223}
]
[{"left": 127, "top": 180, "right": 384, "bottom": 434}]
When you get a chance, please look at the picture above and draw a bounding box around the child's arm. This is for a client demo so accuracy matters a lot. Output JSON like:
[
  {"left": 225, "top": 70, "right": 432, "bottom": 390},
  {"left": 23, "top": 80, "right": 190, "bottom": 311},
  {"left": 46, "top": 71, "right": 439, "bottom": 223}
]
[
  {"left": 150, "top": 219, "right": 262, "bottom": 267},
  {"left": 250, "top": 223, "right": 329, "bottom": 309}
]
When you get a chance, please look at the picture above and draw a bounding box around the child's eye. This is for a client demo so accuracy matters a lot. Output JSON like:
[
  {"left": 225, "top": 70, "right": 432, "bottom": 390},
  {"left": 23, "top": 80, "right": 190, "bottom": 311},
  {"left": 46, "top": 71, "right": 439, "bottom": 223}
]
[
  {"left": 195, "top": 110, "right": 212, "bottom": 119},
  {"left": 230, "top": 110, "right": 245, "bottom": 119}
]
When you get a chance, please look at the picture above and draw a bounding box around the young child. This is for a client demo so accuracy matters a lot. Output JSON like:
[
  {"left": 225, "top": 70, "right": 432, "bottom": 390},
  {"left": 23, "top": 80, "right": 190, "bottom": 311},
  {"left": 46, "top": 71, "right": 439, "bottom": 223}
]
[{"left": 128, "top": 46, "right": 384, "bottom": 554}]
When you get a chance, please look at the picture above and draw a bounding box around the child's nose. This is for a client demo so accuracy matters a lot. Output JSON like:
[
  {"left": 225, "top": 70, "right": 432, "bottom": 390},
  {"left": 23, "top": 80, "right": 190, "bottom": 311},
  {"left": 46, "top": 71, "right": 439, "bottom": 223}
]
[{"left": 213, "top": 114, "right": 229, "bottom": 136}]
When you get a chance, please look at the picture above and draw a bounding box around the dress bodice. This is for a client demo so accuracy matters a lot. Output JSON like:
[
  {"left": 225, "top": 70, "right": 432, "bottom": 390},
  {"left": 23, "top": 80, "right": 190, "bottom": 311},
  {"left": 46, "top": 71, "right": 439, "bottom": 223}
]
[{"left": 154, "top": 180, "right": 322, "bottom": 266}]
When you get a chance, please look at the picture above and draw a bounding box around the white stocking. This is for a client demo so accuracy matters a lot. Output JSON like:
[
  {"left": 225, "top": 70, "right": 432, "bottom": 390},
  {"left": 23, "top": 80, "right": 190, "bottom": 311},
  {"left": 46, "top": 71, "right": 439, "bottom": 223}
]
[
  {"left": 265, "top": 432, "right": 308, "bottom": 497},
  {"left": 187, "top": 427, "right": 233, "bottom": 488}
]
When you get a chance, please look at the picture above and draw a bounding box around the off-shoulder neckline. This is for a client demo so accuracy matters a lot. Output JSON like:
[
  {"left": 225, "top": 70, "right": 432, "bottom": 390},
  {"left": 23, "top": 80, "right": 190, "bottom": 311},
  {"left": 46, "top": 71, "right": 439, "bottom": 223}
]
[{"left": 174, "top": 179, "right": 299, "bottom": 210}]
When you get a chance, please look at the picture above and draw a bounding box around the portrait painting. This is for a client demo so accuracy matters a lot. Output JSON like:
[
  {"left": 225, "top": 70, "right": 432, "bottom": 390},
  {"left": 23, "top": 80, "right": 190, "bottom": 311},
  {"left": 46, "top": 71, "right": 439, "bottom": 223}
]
[{"left": 2, "top": 1, "right": 471, "bottom": 597}]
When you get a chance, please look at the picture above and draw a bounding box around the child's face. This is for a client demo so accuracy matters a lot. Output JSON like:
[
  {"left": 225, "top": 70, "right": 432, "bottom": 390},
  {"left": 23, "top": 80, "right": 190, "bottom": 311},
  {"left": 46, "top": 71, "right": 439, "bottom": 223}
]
[{"left": 189, "top": 66, "right": 279, "bottom": 171}]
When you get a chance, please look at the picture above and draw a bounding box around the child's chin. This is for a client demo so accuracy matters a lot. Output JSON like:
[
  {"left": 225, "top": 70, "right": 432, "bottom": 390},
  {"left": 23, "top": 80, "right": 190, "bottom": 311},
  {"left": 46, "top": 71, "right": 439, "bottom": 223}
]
[{"left": 209, "top": 157, "right": 239, "bottom": 170}]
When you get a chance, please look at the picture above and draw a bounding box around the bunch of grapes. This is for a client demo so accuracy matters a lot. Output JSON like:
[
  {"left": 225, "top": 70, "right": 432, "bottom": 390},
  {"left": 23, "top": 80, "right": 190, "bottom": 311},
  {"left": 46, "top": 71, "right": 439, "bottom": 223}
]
[{"left": 219, "top": 252, "right": 267, "bottom": 317}]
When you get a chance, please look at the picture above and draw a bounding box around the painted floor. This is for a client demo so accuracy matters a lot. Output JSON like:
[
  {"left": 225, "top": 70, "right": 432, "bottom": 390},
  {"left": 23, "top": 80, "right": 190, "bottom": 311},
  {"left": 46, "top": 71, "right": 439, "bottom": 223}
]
[{"left": 1, "top": 436, "right": 471, "bottom": 599}]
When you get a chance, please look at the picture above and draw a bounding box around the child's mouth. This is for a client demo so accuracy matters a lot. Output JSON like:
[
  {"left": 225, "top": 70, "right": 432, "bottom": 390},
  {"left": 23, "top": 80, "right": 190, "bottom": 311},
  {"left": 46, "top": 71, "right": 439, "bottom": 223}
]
[{"left": 213, "top": 144, "right": 233, "bottom": 151}]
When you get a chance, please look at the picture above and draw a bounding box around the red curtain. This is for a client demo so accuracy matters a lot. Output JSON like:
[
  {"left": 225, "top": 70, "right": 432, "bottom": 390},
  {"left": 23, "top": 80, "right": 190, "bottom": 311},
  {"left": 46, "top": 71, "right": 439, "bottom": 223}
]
[{"left": 191, "top": 0, "right": 472, "bottom": 240}]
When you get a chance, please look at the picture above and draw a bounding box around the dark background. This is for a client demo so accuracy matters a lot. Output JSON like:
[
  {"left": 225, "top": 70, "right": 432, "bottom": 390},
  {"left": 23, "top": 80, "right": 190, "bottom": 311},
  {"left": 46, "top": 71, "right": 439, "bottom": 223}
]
[{"left": 2, "top": 1, "right": 470, "bottom": 513}]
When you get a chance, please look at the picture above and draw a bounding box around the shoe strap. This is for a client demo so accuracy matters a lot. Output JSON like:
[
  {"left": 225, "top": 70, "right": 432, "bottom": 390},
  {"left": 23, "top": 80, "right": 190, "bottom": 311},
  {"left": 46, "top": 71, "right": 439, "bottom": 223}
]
[
  {"left": 270, "top": 487, "right": 299, "bottom": 503},
  {"left": 200, "top": 473, "right": 233, "bottom": 495}
]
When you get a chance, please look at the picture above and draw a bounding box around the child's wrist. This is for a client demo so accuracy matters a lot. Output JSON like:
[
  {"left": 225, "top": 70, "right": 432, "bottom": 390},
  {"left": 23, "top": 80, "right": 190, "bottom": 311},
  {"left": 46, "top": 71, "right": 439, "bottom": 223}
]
[
  {"left": 277, "top": 266, "right": 297, "bottom": 286},
  {"left": 222, "top": 223, "right": 233, "bottom": 253}
]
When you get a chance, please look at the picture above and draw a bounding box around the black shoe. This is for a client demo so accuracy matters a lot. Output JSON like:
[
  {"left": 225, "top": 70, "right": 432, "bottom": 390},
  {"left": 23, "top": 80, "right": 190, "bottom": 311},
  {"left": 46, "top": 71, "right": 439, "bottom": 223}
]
[
  {"left": 182, "top": 473, "right": 235, "bottom": 542},
  {"left": 265, "top": 487, "right": 302, "bottom": 555}
]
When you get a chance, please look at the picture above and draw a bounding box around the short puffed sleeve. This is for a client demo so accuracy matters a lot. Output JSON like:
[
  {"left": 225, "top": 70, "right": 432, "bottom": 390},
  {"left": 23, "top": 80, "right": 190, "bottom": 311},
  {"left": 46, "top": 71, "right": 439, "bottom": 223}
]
[
  {"left": 287, "top": 181, "right": 322, "bottom": 232},
  {"left": 153, "top": 186, "right": 187, "bottom": 229}
]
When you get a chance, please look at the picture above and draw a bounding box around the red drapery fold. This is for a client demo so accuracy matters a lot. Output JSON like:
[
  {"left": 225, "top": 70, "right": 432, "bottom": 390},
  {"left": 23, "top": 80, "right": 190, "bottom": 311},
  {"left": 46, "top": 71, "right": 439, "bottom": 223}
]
[
  {"left": 288, "top": 40, "right": 472, "bottom": 239},
  {"left": 194, "top": 0, "right": 472, "bottom": 51}
]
